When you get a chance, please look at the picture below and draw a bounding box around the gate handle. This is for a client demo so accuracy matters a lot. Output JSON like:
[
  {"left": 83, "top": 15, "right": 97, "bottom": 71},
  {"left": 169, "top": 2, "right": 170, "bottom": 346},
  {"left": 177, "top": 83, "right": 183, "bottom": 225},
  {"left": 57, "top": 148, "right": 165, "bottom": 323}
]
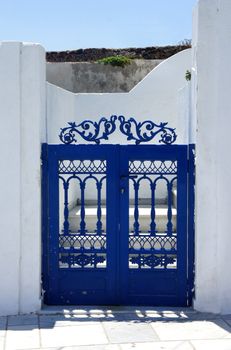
[{"left": 120, "top": 175, "right": 138, "bottom": 180}]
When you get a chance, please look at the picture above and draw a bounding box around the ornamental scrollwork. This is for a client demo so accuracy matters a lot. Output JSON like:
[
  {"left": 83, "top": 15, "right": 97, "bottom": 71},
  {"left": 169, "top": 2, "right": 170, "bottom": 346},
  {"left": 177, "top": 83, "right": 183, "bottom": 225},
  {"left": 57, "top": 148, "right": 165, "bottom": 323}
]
[
  {"left": 130, "top": 255, "right": 176, "bottom": 269},
  {"left": 59, "top": 115, "right": 177, "bottom": 145},
  {"left": 60, "top": 253, "right": 105, "bottom": 268},
  {"left": 59, "top": 115, "right": 117, "bottom": 145},
  {"left": 118, "top": 115, "right": 177, "bottom": 145}
]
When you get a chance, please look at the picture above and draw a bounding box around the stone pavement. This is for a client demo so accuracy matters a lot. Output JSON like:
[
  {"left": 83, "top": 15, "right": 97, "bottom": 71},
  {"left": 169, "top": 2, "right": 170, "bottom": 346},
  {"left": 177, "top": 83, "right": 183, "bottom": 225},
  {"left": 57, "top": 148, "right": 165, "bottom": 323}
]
[{"left": 1, "top": 307, "right": 231, "bottom": 350}]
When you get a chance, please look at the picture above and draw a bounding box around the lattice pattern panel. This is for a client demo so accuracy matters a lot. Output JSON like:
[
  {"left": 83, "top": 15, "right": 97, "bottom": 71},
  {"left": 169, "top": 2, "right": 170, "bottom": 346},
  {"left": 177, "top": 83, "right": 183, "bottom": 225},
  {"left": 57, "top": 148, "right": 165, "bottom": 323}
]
[
  {"left": 129, "top": 235, "right": 177, "bottom": 251},
  {"left": 59, "top": 234, "right": 106, "bottom": 251},
  {"left": 58, "top": 159, "right": 107, "bottom": 269},
  {"left": 129, "top": 160, "right": 177, "bottom": 175},
  {"left": 128, "top": 159, "right": 178, "bottom": 269},
  {"left": 59, "top": 160, "right": 106, "bottom": 174}
]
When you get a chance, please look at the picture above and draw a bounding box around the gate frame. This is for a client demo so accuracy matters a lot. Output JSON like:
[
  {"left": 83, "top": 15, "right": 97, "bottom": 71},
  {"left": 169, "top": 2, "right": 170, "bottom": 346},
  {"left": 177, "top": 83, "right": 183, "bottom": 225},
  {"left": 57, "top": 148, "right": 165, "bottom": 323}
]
[{"left": 41, "top": 143, "right": 195, "bottom": 306}]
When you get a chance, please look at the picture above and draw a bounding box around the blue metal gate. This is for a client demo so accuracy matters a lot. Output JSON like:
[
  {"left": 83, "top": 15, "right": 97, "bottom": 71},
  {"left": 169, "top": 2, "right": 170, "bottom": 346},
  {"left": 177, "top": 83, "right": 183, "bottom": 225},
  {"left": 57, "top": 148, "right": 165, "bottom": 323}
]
[{"left": 42, "top": 116, "right": 194, "bottom": 306}]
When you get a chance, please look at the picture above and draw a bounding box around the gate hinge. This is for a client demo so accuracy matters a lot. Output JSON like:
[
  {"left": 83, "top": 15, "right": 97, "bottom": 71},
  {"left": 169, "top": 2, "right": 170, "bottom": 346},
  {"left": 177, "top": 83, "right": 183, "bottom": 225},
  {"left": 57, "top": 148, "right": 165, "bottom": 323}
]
[
  {"left": 41, "top": 144, "right": 48, "bottom": 167},
  {"left": 187, "top": 158, "right": 195, "bottom": 174},
  {"left": 187, "top": 159, "right": 192, "bottom": 173},
  {"left": 187, "top": 283, "right": 195, "bottom": 306}
]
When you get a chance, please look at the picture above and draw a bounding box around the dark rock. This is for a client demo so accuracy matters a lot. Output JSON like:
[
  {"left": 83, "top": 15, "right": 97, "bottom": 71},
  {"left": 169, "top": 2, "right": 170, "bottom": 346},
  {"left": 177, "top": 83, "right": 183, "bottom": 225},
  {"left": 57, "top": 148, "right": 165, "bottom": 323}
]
[{"left": 46, "top": 45, "right": 191, "bottom": 62}]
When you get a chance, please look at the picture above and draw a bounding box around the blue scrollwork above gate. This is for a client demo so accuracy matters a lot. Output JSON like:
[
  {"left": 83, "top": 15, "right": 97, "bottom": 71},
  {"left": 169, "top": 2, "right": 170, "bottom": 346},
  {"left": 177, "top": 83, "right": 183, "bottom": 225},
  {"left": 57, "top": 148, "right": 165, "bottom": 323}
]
[{"left": 59, "top": 115, "right": 177, "bottom": 145}]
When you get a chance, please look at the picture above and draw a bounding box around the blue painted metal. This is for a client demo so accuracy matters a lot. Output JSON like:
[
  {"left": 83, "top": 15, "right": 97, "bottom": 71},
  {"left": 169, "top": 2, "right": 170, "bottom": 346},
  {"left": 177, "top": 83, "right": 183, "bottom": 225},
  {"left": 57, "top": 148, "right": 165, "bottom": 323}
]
[
  {"left": 96, "top": 179, "right": 103, "bottom": 235},
  {"left": 61, "top": 179, "right": 70, "bottom": 235},
  {"left": 59, "top": 115, "right": 117, "bottom": 144},
  {"left": 42, "top": 143, "right": 194, "bottom": 306},
  {"left": 149, "top": 182, "right": 156, "bottom": 236},
  {"left": 133, "top": 180, "right": 140, "bottom": 236},
  {"left": 79, "top": 180, "right": 87, "bottom": 235},
  {"left": 118, "top": 145, "right": 187, "bottom": 306},
  {"left": 187, "top": 144, "right": 195, "bottom": 306},
  {"left": 59, "top": 115, "right": 177, "bottom": 145},
  {"left": 118, "top": 115, "right": 177, "bottom": 144},
  {"left": 41, "top": 144, "right": 49, "bottom": 295},
  {"left": 167, "top": 181, "right": 173, "bottom": 236}
]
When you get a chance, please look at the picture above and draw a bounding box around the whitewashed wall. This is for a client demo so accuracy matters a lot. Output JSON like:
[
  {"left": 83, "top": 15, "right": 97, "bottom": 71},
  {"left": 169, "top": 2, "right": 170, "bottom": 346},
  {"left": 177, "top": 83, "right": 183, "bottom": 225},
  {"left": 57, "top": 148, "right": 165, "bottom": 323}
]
[
  {"left": 0, "top": 42, "right": 192, "bottom": 316},
  {"left": 47, "top": 49, "right": 192, "bottom": 145},
  {"left": 2, "top": 0, "right": 231, "bottom": 317},
  {"left": 46, "top": 59, "right": 163, "bottom": 93},
  {"left": 0, "top": 42, "right": 45, "bottom": 316},
  {"left": 48, "top": 49, "right": 192, "bottom": 208},
  {"left": 193, "top": 0, "right": 231, "bottom": 314}
]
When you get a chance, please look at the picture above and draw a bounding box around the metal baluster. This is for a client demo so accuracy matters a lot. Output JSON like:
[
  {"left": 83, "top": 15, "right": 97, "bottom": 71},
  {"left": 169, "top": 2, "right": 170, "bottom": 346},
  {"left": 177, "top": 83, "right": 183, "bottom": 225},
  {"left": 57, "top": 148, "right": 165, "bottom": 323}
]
[
  {"left": 150, "top": 182, "right": 156, "bottom": 236},
  {"left": 79, "top": 180, "right": 86, "bottom": 235},
  {"left": 133, "top": 181, "right": 140, "bottom": 236},
  {"left": 96, "top": 180, "right": 103, "bottom": 235},
  {"left": 63, "top": 180, "right": 70, "bottom": 235},
  {"left": 166, "top": 181, "right": 173, "bottom": 236},
  {"left": 68, "top": 254, "right": 72, "bottom": 269}
]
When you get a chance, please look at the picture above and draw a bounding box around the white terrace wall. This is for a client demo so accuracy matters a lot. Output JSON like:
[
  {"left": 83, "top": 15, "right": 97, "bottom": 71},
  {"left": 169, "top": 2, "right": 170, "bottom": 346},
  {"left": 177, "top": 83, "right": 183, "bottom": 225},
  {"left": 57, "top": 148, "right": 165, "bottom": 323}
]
[
  {"left": 0, "top": 42, "right": 45, "bottom": 315},
  {"left": 192, "top": 0, "right": 231, "bottom": 314},
  {"left": 47, "top": 50, "right": 192, "bottom": 207},
  {"left": 46, "top": 59, "right": 163, "bottom": 93},
  {"left": 1, "top": 0, "right": 231, "bottom": 317},
  {"left": 0, "top": 43, "right": 191, "bottom": 316},
  {"left": 47, "top": 48, "right": 192, "bottom": 145}
]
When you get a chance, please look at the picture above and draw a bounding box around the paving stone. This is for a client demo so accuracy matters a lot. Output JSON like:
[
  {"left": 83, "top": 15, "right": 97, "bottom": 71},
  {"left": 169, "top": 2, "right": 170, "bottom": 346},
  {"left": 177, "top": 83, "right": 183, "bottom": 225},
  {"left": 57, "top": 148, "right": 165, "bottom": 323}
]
[
  {"left": 120, "top": 341, "right": 193, "bottom": 350},
  {"left": 151, "top": 319, "right": 231, "bottom": 341},
  {"left": 0, "top": 317, "right": 7, "bottom": 329},
  {"left": 20, "top": 346, "right": 119, "bottom": 350},
  {"left": 222, "top": 314, "right": 231, "bottom": 319},
  {"left": 61, "top": 345, "right": 119, "bottom": 350},
  {"left": 5, "top": 325, "right": 40, "bottom": 350},
  {"left": 223, "top": 318, "right": 231, "bottom": 326},
  {"left": 39, "top": 313, "right": 123, "bottom": 328},
  {"left": 124, "top": 310, "right": 219, "bottom": 322},
  {"left": 186, "top": 312, "right": 221, "bottom": 320},
  {"left": 40, "top": 323, "right": 108, "bottom": 347},
  {"left": 0, "top": 338, "right": 5, "bottom": 350},
  {"left": 0, "top": 317, "right": 6, "bottom": 340},
  {"left": 39, "top": 306, "right": 196, "bottom": 316},
  {"left": 8, "top": 315, "right": 38, "bottom": 326},
  {"left": 102, "top": 320, "right": 159, "bottom": 343},
  {"left": 191, "top": 339, "right": 231, "bottom": 350},
  {"left": 0, "top": 317, "right": 6, "bottom": 338},
  {"left": 39, "top": 306, "right": 115, "bottom": 315},
  {"left": 121, "top": 311, "right": 190, "bottom": 322},
  {"left": 0, "top": 329, "right": 6, "bottom": 338}
]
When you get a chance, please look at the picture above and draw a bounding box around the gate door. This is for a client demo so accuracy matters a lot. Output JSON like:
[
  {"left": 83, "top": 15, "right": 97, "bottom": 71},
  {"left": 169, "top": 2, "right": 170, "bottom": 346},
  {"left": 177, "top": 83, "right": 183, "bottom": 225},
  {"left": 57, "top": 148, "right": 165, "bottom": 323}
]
[
  {"left": 43, "top": 145, "right": 118, "bottom": 305},
  {"left": 119, "top": 145, "right": 188, "bottom": 306},
  {"left": 43, "top": 144, "right": 189, "bottom": 306}
]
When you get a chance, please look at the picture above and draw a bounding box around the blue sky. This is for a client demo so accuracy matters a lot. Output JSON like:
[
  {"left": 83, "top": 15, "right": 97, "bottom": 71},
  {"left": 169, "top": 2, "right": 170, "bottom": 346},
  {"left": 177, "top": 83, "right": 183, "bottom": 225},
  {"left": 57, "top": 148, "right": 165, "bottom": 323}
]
[{"left": 0, "top": 0, "right": 196, "bottom": 51}]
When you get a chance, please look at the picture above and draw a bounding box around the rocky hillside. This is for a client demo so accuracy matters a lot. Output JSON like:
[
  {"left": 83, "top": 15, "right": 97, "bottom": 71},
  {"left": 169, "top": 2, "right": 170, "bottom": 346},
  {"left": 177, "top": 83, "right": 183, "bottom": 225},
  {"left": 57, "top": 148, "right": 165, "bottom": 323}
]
[{"left": 46, "top": 45, "right": 191, "bottom": 62}]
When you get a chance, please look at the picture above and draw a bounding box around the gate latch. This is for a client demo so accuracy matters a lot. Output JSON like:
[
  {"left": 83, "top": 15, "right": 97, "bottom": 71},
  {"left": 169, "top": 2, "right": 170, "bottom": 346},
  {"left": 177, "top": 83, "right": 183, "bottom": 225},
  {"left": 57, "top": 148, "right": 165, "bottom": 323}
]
[
  {"left": 120, "top": 175, "right": 137, "bottom": 194},
  {"left": 121, "top": 188, "right": 125, "bottom": 194},
  {"left": 120, "top": 175, "right": 138, "bottom": 180}
]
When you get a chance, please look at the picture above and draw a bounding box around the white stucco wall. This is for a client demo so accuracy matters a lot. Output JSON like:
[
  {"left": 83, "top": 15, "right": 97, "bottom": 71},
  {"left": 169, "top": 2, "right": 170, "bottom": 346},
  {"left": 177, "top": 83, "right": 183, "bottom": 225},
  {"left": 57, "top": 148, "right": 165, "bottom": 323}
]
[
  {"left": 178, "top": 82, "right": 192, "bottom": 145},
  {"left": 47, "top": 49, "right": 192, "bottom": 145},
  {"left": 0, "top": 41, "right": 191, "bottom": 316},
  {"left": 1, "top": 0, "right": 231, "bottom": 317},
  {"left": 193, "top": 0, "right": 231, "bottom": 314},
  {"left": 47, "top": 49, "right": 192, "bottom": 210},
  {"left": 0, "top": 42, "right": 45, "bottom": 316},
  {"left": 46, "top": 59, "right": 163, "bottom": 93}
]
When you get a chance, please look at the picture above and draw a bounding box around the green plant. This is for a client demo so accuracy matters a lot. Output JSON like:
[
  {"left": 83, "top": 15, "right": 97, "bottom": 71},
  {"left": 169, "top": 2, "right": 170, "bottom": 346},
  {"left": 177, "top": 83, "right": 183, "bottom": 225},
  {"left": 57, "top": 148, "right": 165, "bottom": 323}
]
[
  {"left": 97, "top": 55, "right": 132, "bottom": 67},
  {"left": 178, "top": 39, "right": 192, "bottom": 46},
  {"left": 185, "top": 70, "right": 191, "bottom": 81}
]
